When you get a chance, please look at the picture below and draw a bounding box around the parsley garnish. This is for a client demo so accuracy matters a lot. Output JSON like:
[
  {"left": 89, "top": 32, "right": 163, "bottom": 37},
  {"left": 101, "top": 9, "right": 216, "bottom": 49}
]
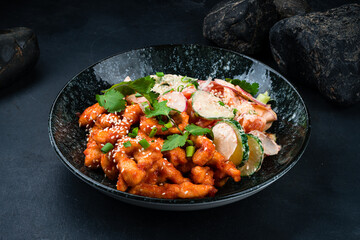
[
  {"left": 185, "top": 124, "right": 212, "bottom": 136},
  {"left": 225, "top": 78, "right": 259, "bottom": 96},
  {"left": 144, "top": 100, "right": 172, "bottom": 118},
  {"left": 96, "top": 89, "right": 126, "bottom": 113},
  {"left": 161, "top": 132, "right": 189, "bottom": 152}
]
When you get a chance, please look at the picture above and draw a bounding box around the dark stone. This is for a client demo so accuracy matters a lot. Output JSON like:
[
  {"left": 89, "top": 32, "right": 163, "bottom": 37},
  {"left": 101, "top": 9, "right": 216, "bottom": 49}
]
[
  {"left": 203, "top": 0, "right": 279, "bottom": 55},
  {"left": 0, "top": 27, "right": 40, "bottom": 87},
  {"left": 274, "top": 0, "right": 311, "bottom": 18},
  {"left": 269, "top": 4, "right": 360, "bottom": 105}
]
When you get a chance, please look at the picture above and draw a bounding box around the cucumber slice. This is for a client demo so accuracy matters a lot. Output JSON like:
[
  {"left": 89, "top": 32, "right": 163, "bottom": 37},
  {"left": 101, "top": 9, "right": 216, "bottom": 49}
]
[
  {"left": 212, "top": 120, "right": 249, "bottom": 167},
  {"left": 192, "top": 90, "right": 234, "bottom": 120},
  {"left": 240, "top": 134, "right": 264, "bottom": 177}
]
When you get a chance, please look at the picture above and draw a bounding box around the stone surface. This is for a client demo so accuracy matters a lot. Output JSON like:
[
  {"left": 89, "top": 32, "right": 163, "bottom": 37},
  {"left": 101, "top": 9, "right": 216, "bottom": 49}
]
[
  {"left": 203, "top": 0, "right": 279, "bottom": 55},
  {"left": 0, "top": 27, "right": 40, "bottom": 87},
  {"left": 274, "top": 0, "right": 311, "bottom": 18},
  {"left": 270, "top": 4, "right": 360, "bottom": 105}
]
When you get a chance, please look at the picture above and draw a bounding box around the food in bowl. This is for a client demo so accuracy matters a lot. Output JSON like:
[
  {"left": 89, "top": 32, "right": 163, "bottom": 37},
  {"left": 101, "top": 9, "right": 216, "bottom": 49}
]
[{"left": 78, "top": 73, "right": 280, "bottom": 199}]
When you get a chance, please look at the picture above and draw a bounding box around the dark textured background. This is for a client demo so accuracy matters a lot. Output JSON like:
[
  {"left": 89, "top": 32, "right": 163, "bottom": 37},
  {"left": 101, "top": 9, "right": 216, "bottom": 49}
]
[{"left": 1, "top": 0, "right": 359, "bottom": 239}]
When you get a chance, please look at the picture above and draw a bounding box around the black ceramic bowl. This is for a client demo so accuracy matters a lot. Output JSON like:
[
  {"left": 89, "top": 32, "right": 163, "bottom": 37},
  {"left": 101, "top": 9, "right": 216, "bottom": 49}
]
[{"left": 49, "top": 44, "right": 310, "bottom": 210}]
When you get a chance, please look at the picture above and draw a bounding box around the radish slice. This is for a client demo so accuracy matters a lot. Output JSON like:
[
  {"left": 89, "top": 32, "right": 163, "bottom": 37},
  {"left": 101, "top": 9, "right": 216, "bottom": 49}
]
[
  {"left": 249, "top": 130, "right": 281, "bottom": 156},
  {"left": 212, "top": 122, "right": 238, "bottom": 160},
  {"left": 126, "top": 94, "right": 149, "bottom": 112},
  {"left": 214, "top": 79, "right": 270, "bottom": 109},
  {"left": 159, "top": 92, "right": 187, "bottom": 112}
]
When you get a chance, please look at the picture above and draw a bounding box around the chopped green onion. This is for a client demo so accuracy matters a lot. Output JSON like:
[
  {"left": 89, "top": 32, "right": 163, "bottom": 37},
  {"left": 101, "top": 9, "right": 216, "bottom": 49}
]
[
  {"left": 139, "top": 139, "right": 150, "bottom": 149},
  {"left": 156, "top": 72, "right": 164, "bottom": 77},
  {"left": 149, "top": 127, "right": 157, "bottom": 138},
  {"left": 161, "top": 127, "right": 168, "bottom": 131},
  {"left": 123, "top": 141, "right": 131, "bottom": 148},
  {"left": 218, "top": 101, "right": 225, "bottom": 106},
  {"left": 129, "top": 127, "right": 138, "bottom": 138},
  {"left": 101, "top": 143, "right": 114, "bottom": 153},
  {"left": 233, "top": 108, "right": 238, "bottom": 115},
  {"left": 163, "top": 89, "right": 174, "bottom": 95},
  {"left": 186, "top": 146, "right": 195, "bottom": 157},
  {"left": 177, "top": 85, "right": 185, "bottom": 92},
  {"left": 164, "top": 121, "right": 173, "bottom": 128},
  {"left": 186, "top": 140, "right": 194, "bottom": 146},
  {"left": 256, "top": 91, "right": 271, "bottom": 104},
  {"left": 181, "top": 76, "right": 191, "bottom": 83},
  {"left": 135, "top": 93, "right": 142, "bottom": 97}
]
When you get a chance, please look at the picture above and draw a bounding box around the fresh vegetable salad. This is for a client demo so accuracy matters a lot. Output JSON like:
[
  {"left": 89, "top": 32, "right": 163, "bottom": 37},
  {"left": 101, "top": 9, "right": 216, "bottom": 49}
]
[{"left": 78, "top": 73, "right": 280, "bottom": 199}]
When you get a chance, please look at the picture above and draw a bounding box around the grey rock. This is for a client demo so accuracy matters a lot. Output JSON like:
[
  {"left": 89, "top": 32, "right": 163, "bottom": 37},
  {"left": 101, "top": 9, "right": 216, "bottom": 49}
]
[
  {"left": 274, "top": 0, "right": 310, "bottom": 18},
  {"left": 0, "top": 27, "right": 40, "bottom": 87},
  {"left": 203, "top": 0, "right": 279, "bottom": 55},
  {"left": 269, "top": 4, "right": 360, "bottom": 105}
]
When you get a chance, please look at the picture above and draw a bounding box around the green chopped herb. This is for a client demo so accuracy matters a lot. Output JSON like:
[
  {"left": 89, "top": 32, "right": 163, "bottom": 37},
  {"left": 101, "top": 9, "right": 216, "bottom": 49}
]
[
  {"left": 185, "top": 124, "right": 212, "bottom": 136},
  {"left": 177, "top": 85, "right": 185, "bottom": 92},
  {"left": 96, "top": 89, "right": 126, "bottom": 113},
  {"left": 123, "top": 141, "right": 132, "bottom": 148},
  {"left": 225, "top": 78, "right": 259, "bottom": 96},
  {"left": 161, "top": 132, "right": 190, "bottom": 152},
  {"left": 164, "top": 121, "right": 173, "bottom": 128},
  {"left": 139, "top": 139, "right": 150, "bottom": 149},
  {"left": 186, "top": 140, "right": 194, "bottom": 146},
  {"left": 149, "top": 127, "right": 157, "bottom": 138},
  {"left": 128, "top": 127, "right": 138, "bottom": 138},
  {"left": 101, "top": 143, "right": 114, "bottom": 153},
  {"left": 163, "top": 89, "right": 174, "bottom": 95},
  {"left": 135, "top": 93, "right": 142, "bottom": 97},
  {"left": 156, "top": 72, "right": 165, "bottom": 77},
  {"left": 144, "top": 100, "right": 172, "bottom": 118},
  {"left": 186, "top": 146, "right": 195, "bottom": 157},
  {"left": 218, "top": 101, "right": 225, "bottom": 106},
  {"left": 161, "top": 127, "right": 168, "bottom": 132}
]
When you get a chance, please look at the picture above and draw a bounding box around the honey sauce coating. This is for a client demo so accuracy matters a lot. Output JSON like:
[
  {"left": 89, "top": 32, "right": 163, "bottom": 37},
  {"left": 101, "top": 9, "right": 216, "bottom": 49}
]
[{"left": 80, "top": 103, "right": 240, "bottom": 199}]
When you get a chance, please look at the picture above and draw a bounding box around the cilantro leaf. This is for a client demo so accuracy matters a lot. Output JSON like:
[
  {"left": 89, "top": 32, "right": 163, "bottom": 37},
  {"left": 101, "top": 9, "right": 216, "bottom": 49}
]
[
  {"left": 161, "top": 132, "right": 189, "bottom": 152},
  {"left": 185, "top": 124, "right": 212, "bottom": 136},
  {"left": 96, "top": 89, "right": 126, "bottom": 113},
  {"left": 144, "top": 100, "right": 172, "bottom": 118},
  {"left": 102, "top": 75, "right": 159, "bottom": 105},
  {"left": 225, "top": 78, "right": 259, "bottom": 96}
]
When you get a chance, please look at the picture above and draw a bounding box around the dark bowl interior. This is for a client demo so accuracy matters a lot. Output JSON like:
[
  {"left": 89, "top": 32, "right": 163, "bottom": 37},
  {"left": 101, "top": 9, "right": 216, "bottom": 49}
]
[{"left": 49, "top": 44, "right": 310, "bottom": 210}]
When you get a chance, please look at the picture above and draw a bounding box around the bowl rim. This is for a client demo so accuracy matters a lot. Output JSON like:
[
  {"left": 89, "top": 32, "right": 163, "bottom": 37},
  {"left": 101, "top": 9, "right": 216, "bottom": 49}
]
[{"left": 48, "top": 44, "right": 311, "bottom": 206}]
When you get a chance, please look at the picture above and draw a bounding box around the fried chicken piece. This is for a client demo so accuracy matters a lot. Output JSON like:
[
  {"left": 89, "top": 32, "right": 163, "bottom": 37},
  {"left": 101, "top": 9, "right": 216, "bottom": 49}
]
[
  {"left": 79, "top": 103, "right": 106, "bottom": 127},
  {"left": 92, "top": 104, "right": 144, "bottom": 145},
  {"left": 155, "top": 158, "right": 190, "bottom": 184},
  {"left": 190, "top": 135, "right": 215, "bottom": 166},
  {"left": 191, "top": 166, "right": 214, "bottom": 185},
  {"left": 116, "top": 173, "right": 128, "bottom": 191},
  {"left": 100, "top": 153, "right": 118, "bottom": 181},
  {"left": 139, "top": 112, "right": 189, "bottom": 135},
  {"left": 116, "top": 156, "right": 146, "bottom": 187},
  {"left": 207, "top": 151, "right": 241, "bottom": 182},
  {"left": 129, "top": 182, "right": 217, "bottom": 199},
  {"left": 83, "top": 137, "right": 102, "bottom": 169},
  {"left": 95, "top": 113, "right": 121, "bottom": 128},
  {"left": 162, "top": 147, "right": 187, "bottom": 167}
]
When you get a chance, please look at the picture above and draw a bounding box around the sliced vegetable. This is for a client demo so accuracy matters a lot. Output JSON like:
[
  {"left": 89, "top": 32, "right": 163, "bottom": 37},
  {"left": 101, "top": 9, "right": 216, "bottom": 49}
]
[
  {"left": 192, "top": 90, "right": 234, "bottom": 120},
  {"left": 158, "top": 92, "right": 187, "bottom": 112},
  {"left": 149, "top": 127, "right": 157, "bottom": 138},
  {"left": 164, "top": 121, "right": 173, "bottom": 128},
  {"left": 249, "top": 130, "right": 281, "bottom": 156},
  {"left": 156, "top": 72, "right": 164, "bottom": 77},
  {"left": 186, "top": 146, "right": 195, "bottom": 157},
  {"left": 101, "top": 143, "right": 114, "bottom": 154},
  {"left": 139, "top": 139, "right": 150, "bottom": 149},
  {"left": 212, "top": 120, "right": 249, "bottom": 167},
  {"left": 256, "top": 91, "right": 271, "bottom": 104},
  {"left": 239, "top": 134, "right": 264, "bottom": 176},
  {"left": 123, "top": 141, "right": 132, "bottom": 148},
  {"left": 186, "top": 140, "right": 194, "bottom": 146},
  {"left": 213, "top": 79, "right": 270, "bottom": 109},
  {"left": 128, "top": 127, "right": 138, "bottom": 138}
]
